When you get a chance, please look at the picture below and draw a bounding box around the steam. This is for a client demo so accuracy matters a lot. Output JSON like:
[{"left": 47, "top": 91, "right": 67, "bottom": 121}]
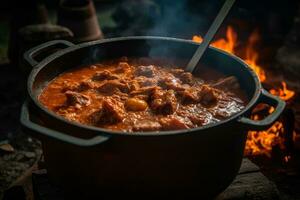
[
  {"left": 144, "top": 0, "right": 217, "bottom": 58},
  {"left": 146, "top": 0, "right": 189, "bottom": 37}
]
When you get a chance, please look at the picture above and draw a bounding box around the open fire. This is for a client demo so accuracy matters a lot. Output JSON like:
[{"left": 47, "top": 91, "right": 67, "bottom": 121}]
[{"left": 193, "top": 26, "right": 295, "bottom": 157}]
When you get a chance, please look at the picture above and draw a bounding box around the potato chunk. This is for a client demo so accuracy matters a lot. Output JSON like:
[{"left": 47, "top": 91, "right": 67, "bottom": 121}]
[{"left": 125, "top": 98, "right": 148, "bottom": 111}]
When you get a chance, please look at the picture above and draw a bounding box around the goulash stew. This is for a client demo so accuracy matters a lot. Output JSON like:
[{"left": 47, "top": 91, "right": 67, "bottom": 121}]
[{"left": 39, "top": 57, "right": 247, "bottom": 132}]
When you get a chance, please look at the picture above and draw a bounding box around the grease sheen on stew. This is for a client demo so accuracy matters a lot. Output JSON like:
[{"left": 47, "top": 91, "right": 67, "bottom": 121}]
[{"left": 39, "top": 57, "right": 247, "bottom": 132}]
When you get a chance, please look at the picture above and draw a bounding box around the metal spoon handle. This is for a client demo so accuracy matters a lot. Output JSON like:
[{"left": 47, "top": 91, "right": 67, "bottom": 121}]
[{"left": 186, "top": 0, "right": 236, "bottom": 73}]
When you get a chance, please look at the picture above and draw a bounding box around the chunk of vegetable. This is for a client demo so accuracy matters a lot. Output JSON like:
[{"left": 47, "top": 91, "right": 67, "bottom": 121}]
[{"left": 125, "top": 98, "right": 148, "bottom": 111}]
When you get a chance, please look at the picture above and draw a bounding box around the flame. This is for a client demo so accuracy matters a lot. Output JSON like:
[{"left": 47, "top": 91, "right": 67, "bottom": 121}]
[
  {"left": 244, "top": 30, "right": 266, "bottom": 82},
  {"left": 245, "top": 120, "right": 285, "bottom": 157},
  {"left": 193, "top": 26, "right": 295, "bottom": 158},
  {"left": 192, "top": 35, "right": 203, "bottom": 43},
  {"left": 193, "top": 26, "right": 265, "bottom": 82},
  {"left": 192, "top": 26, "right": 236, "bottom": 54},
  {"left": 270, "top": 81, "right": 295, "bottom": 101}
]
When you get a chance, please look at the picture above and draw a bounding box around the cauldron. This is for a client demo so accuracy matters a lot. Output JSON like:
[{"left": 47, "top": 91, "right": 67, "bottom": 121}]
[{"left": 21, "top": 37, "right": 285, "bottom": 199}]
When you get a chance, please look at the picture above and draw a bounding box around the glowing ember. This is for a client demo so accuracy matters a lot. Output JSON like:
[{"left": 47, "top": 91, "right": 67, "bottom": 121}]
[{"left": 192, "top": 26, "right": 295, "bottom": 158}]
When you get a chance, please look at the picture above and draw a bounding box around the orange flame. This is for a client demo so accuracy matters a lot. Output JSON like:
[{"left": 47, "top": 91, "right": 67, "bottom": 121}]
[
  {"left": 193, "top": 26, "right": 295, "bottom": 158},
  {"left": 245, "top": 121, "right": 285, "bottom": 157},
  {"left": 244, "top": 30, "right": 266, "bottom": 82},
  {"left": 193, "top": 26, "right": 265, "bottom": 82},
  {"left": 270, "top": 81, "right": 295, "bottom": 101},
  {"left": 192, "top": 26, "right": 236, "bottom": 54}
]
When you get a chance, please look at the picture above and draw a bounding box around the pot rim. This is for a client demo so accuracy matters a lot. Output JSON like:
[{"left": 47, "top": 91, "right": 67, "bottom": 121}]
[{"left": 27, "top": 36, "right": 262, "bottom": 136}]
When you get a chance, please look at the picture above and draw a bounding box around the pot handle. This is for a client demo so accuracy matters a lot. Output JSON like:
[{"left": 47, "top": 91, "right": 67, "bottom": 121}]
[
  {"left": 238, "top": 89, "right": 286, "bottom": 130},
  {"left": 24, "top": 40, "right": 74, "bottom": 67},
  {"left": 20, "top": 101, "right": 110, "bottom": 147}
]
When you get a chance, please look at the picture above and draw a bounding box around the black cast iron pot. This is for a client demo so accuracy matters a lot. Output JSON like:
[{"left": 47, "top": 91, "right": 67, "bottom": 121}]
[{"left": 21, "top": 37, "right": 285, "bottom": 199}]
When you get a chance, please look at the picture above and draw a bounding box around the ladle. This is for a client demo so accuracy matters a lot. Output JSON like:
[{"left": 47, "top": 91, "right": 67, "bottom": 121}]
[{"left": 186, "top": 0, "right": 236, "bottom": 73}]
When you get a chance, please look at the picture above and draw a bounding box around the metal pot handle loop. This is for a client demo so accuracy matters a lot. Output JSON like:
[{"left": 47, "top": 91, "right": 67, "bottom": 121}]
[
  {"left": 238, "top": 89, "right": 285, "bottom": 131},
  {"left": 20, "top": 101, "right": 110, "bottom": 147},
  {"left": 24, "top": 40, "right": 74, "bottom": 67}
]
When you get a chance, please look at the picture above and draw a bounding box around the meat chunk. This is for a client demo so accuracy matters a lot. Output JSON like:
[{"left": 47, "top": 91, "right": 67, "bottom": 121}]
[
  {"left": 97, "top": 80, "right": 129, "bottom": 94},
  {"left": 159, "top": 116, "right": 190, "bottom": 130},
  {"left": 170, "top": 69, "right": 192, "bottom": 84},
  {"left": 125, "top": 98, "right": 148, "bottom": 111},
  {"left": 136, "top": 77, "right": 157, "bottom": 87},
  {"left": 62, "top": 79, "right": 99, "bottom": 92},
  {"left": 114, "top": 62, "right": 131, "bottom": 73},
  {"left": 129, "top": 80, "right": 140, "bottom": 92},
  {"left": 158, "top": 77, "right": 186, "bottom": 91},
  {"left": 65, "top": 91, "right": 91, "bottom": 107},
  {"left": 133, "top": 121, "right": 162, "bottom": 131},
  {"left": 102, "top": 98, "right": 125, "bottom": 123},
  {"left": 78, "top": 79, "right": 98, "bottom": 90},
  {"left": 92, "top": 70, "right": 119, "bottom": 81},
  {"left": 170, "top": 68, "right": 185, "bottom": 76},
  {"left": 62, "top": 81, "right": 80, "bottom": 92},
  {"left": 90, "top": 98, "right": 125, "bottom": 124},
  {"left": 170, "top": 69, "right": 198, "bottom": 85},
  {"left": 130, "top": 86, "right": 159, "bottom": 96},
  {"left": 180, "top": 72, "right": 194, "bottom": 84},
  {"left": 198, "top": 85, "right": 218, "bottom": 107},
  {"left": 180, "top": 87, "right": 200, "bottom": 104},
  {"left": 150, "top": 89, "right": 177, "bottom": 115},
  {"left": 135, "top": 65, "right": 156, "bottom": 77}
]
